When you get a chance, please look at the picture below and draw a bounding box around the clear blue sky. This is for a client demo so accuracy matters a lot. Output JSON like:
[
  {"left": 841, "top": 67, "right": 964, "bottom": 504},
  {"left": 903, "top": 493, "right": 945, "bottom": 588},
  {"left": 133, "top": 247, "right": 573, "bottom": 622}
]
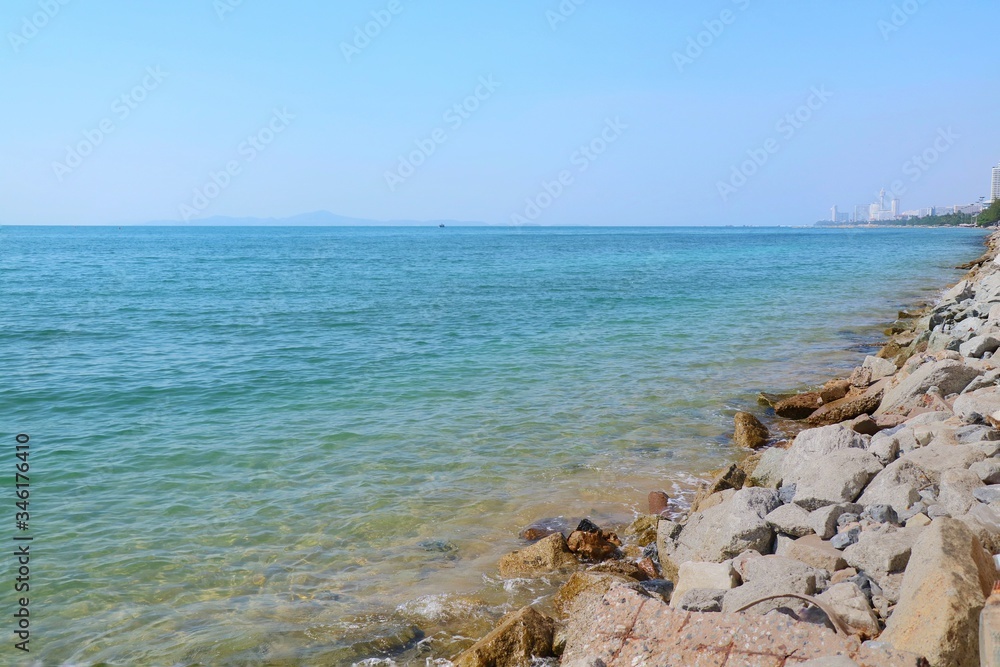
[{"left": 2, "top": 0, "right": 998, "bottom": 225}]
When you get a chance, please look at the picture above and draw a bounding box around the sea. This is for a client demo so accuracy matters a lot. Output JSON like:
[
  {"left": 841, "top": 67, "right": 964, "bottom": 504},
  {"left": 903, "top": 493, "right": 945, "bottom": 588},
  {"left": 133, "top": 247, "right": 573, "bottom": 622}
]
[{"left": 0, "top": 225, "right": 987, "bottom": 665}]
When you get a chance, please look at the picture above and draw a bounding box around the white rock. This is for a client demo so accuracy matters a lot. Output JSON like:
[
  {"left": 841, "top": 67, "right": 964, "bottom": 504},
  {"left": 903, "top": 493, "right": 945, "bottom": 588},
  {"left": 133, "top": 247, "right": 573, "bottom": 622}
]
[
  {"left": 765, "top": 503, "right": 814, "bottom": 538},
  {"left": 816, "top": 582, "right": 880, "bottom": 640},
  {"left": 782, "top": 425, "right": 870, "bottom": 488},
  {"left": 792, "top": 449, "right": 884, "bottom": 511},
  {"left": 857, "top": 459, "right": 931, "bottom": 513},
  {"left": 862, "top": 355, "right": 897, "bottom": 381},
  {"left": 938, "top": 468, "right": 984, "bottom": 516},
  {"left": 960, "top": 335, "right": 1000, "bottom": 359},
  {"left": 876, "top": 359, "right": 981, "bottom": 416},
  {"left": 669, "top": 561, "right": 738, "bottom": 608}
]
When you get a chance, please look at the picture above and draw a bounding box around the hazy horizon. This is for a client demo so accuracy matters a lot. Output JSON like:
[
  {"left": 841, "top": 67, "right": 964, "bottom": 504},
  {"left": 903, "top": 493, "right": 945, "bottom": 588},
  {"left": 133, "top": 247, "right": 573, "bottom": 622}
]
[{"left": 4, "top": 1, "right": 999, "bottom": 226}]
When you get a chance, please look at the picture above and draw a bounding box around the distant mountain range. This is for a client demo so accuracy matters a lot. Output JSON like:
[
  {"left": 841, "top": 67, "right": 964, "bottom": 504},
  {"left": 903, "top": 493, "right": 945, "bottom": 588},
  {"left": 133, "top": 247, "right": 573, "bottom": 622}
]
[{"left": 141, "top": 210, "right": 488, "bottom": 227}]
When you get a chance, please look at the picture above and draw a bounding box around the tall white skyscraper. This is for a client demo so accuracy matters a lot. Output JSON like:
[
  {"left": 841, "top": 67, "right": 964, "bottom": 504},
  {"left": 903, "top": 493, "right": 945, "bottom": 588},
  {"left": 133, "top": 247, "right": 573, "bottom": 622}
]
[{"left": 992, "top": 164, "right": 1000, "bottom": 203}]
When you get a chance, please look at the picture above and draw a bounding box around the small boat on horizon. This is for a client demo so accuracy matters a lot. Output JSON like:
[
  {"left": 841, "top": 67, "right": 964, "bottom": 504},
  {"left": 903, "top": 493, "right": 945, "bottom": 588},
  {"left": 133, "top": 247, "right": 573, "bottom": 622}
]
[{"left": 438, "top": 224, "right": 445, "bottom": 228}]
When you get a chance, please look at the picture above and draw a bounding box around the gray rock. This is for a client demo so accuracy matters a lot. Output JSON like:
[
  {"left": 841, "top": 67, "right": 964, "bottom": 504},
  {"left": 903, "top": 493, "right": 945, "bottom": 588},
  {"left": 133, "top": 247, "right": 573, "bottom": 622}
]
[
  {"left": 782, "top": 425, "right": 870, "bottom": 488},
  {"left": 748, "top": 447, "right": 786, "bottom": 489},
  {"left": 831, "top": 527, "right": 860, "bottom": 550},
  {"left": 674, "top": 588, "right": 725, "bottom": 612},
  {"left": 862, "top": 505, "right": 899, "bottom": 525},
  {"left": 809, "top": 503, "right": 863, "bottom": 540},
  {"left": 973, "top": 485, "right": 1000, "bottom": 504},
  {"left": 953, "top": 387, "right": 1000, "bottom": 425},
  {"left": 638, "top": 579, "right": 674, "bottom": 603},
  {"left": 664, "top": 488, "right": 780, "bottom": 564},
  {"left": 971, "top": 459, "right": 1000, "bottom": 483},
  {"left": 843, "top": 525, "right": 924, "bottom": 584},
  {"left": 955, "top": 424, "right": 1000, "bottom": 443},
  {"left": 927, "top": 504, "right": 951, "bottom": 519},
  {"left": 938, "top": 468, "right": 984, "bottom": 516},
  {"left": 837, "top": 512, "right": 860, "bottom": 527},
  {"left": 897, "top": 502, "right": 926, "bottom": 522},
  {"left": 927, "top": 331, "right": 960, "bottom": 353},
  {"left": 863, "top": 355, "right": 897, "bottom": 381},
  {"left": 765, "top": 503, "right": 814, "bottom": 538},
  {"left": 857, "top": 459, "right": 931, "bottom": 513},
  {"left": 959, "top": 335, "right": 1000, "bottom": 359},
  {"left": 899, "top": 443, "right": 986, "bottom": 483},
  {"left": 792, "top": 449, "right": 884, "bottom": 511},
  {"left": 778, "top": 484, "right": 796, "bottom": 505},
  {"left": 876, "top": 359, "right": 981, "bottom": 416}
]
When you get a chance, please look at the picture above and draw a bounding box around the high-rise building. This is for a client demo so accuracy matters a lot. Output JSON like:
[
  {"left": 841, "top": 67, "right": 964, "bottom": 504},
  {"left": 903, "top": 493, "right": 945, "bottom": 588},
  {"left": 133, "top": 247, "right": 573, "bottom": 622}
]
[
  {"left": 992, "top": 163, "right": 1000, "bottom": 203},
  {"left": 831, "top": 205, "right": 838, "bottom": 222}
]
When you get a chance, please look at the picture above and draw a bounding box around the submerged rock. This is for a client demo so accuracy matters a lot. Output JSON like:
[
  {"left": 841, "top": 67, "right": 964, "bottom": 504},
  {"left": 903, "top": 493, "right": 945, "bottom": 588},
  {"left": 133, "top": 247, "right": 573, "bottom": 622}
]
[{"left": 518, "top": 517, "right": 569, "bottom": 542}]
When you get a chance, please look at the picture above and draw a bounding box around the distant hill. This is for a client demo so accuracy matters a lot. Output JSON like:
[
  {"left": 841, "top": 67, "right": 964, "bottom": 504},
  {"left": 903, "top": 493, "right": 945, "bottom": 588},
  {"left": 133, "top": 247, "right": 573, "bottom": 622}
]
[{"left": 141, "top": 210, "right": 487, "bottom": 227}]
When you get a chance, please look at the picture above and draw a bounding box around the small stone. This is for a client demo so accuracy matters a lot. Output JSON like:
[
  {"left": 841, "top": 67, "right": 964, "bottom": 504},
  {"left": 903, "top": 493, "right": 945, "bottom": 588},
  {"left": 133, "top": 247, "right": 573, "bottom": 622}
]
[
  {"left": 817, "top": 582, "right": 881, "bottom": 640},
  {"left": 926, "top": 504, "right": 950, "bottom": 519},
  {"left": 575, "top": 519, "right": 600, "bottom": 533},
  {"left": 748, "top": 447, "right": 786, "bottom": 488},
  {"left": 837, "top": 513, "right": 860, "bottom": 528},
  {"left": 637, "top": 557, "right": 659, "bottom": 580},
  {"left": 850, "top": 366, "right": 873, "bottom": 388},
  {"left": 862, "top": 505, "right": 899, "bottom": 525},
  {"left": 848, "top": 414, "right": 881, "bottom": 436},
  {"left": 904, "top": 513, "right": 931, "bottom": 528},
  {"left": 809, "top": 503, "right": 863, "bottom": 540},
  {"left": 647, "top": 491, "right": 670, "bottom": 515},
  {"left": 734, "top": 412, "right": 770, "bottom": 449},
  {"left": 586, "top": 559, "right": 649, "bottom": 581},
  {"left": 670, "top": 561, "right": 738, "bottom": 608},
  {"left": 831, "top": 527, "right": 860, "bottom": 550}
]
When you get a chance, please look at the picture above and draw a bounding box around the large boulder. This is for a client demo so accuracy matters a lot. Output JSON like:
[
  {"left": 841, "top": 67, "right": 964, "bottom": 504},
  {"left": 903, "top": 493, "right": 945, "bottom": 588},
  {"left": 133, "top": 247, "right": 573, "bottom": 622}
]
[
  {"left": 775, "top": 392, "right": 824, "bottom": 420},
  {"left": 765, "top": 503, "right": 815, "bottom": 537},
  {"left": 733, "top": 412, "right": 769, "bottom": 449},
  {"left": 807, "top": 385, "right": 885, "bottom": 428},
  {"left": 863, "top": 355, "right": 898, "bottom": 381},
  {"left": 960, "top": 334, "right": 1000, "bottom": 359},
  {"left": 497, "top": 533, "right": 577, "bottom": 578},
  {"left": 748, "top": 447, "right": 786, "bottom": 488},
  {"left": 792, "top": 449, "right": 883, "bottom": 511},
  {"left": 881, "top": 518, "right": 995, "bottom": 667},
  {"left": 857, "top": 459, "right": 932, "bottom": 513},
  {"left": 876, "top": 359, "right": 981, "bottom": 416},
  {"left": 938, "top": 468, "right": 985, "bottom": 516},
  {"left": 663, "top": 488, "right": 780, "bottom": 564},
  {"left": 954, "top": 386, "right": 1000, "bottom": 424},
  {"left": 898, "top": 443, "right": 986, "bottom": 483},
  {"left": 559, "top": 587, "right": 927, "bottom": 666},
  {"left": 454, "top": 606, "right": 555, "bottom": 667},
  {"left": 783, "top": 425, "right": 870, "bottom": 488}
]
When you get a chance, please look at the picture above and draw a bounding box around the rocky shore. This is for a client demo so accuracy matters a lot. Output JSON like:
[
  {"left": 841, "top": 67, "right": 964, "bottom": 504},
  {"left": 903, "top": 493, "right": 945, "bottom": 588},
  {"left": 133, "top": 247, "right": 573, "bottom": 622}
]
[{"left": 449, "top": 231, "right": 1000, "bottom": 667}]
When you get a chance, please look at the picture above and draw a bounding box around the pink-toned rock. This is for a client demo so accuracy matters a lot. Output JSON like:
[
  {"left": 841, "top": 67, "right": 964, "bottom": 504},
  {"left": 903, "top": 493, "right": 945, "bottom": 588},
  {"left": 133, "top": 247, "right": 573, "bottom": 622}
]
[{"left": 559, "top": 587, "right": 926, "bottom": 667}]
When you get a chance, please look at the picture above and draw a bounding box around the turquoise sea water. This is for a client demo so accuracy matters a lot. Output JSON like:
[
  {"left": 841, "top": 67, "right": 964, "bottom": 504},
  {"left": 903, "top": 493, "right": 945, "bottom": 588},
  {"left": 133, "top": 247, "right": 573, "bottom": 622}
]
[{"left": 0, "top": 225, "right": 987, "bottom": 665}]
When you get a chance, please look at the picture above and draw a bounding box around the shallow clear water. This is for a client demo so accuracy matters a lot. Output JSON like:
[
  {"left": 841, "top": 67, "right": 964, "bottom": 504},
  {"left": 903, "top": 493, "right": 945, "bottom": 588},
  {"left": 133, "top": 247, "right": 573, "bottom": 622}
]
[{"left": 0, "top": 225, "right": 986, "bottom": 665}]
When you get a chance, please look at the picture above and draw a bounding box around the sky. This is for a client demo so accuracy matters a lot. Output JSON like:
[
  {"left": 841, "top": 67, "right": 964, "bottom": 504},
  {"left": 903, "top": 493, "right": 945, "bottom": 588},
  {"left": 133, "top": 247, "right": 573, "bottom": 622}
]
[{"left": 2, "top": 0, "right": 999, "bottom": 226}]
